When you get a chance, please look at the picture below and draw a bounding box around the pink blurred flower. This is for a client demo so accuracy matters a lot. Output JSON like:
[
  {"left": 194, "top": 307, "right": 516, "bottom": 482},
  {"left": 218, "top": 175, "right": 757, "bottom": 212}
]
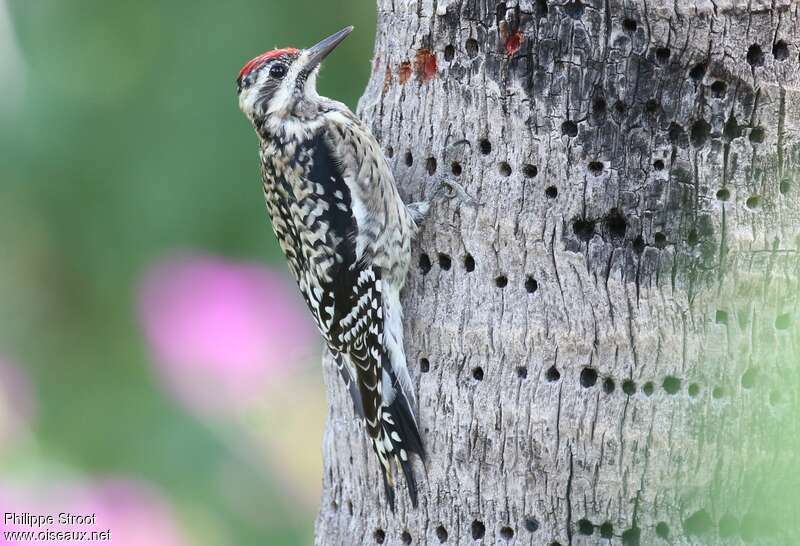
[
  {"left": 0, "top": 357, "right": 34, "bottom": 452},
  {"left": 0, "top": 479, "right": 192, "bottom": 546},
  {"left": 138, "top": 254, "right": 317, "bottom": 415}
]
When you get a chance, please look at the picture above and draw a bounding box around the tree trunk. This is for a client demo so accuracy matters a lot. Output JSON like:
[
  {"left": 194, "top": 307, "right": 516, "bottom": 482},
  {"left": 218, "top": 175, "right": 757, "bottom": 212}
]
[{"left": 316, "top": 1, "right": 800, "bottom": 544}]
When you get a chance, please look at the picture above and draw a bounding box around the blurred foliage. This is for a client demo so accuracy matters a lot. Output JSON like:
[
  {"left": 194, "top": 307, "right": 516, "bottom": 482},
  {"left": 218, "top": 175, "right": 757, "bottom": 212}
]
[{"left": 0, "top": 1, "right": 375, "bottom": 544}]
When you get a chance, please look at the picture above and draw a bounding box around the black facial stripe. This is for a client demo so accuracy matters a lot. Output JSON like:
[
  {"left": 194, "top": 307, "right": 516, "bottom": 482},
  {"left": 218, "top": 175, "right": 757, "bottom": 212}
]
[{"left": 295, "top": 70, "right": 309, "bottom": 92}]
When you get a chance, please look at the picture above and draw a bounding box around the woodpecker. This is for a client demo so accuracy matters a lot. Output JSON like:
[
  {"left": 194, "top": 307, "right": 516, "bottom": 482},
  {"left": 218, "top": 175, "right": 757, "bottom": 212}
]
[{"left": 236, "top": 26, "right": 434, "bottom": 509}]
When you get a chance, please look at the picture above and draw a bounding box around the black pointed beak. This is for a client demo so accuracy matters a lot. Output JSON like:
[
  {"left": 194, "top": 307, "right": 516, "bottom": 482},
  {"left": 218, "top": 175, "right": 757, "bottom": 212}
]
[{"left": 305, "top": 26, "right": 354, "bottom": 72}]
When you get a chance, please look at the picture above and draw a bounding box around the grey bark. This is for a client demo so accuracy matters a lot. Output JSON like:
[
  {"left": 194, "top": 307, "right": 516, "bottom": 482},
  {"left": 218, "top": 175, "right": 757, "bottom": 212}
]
[{"left": 315, "top": 0, "right": 800, "bottom": 544}]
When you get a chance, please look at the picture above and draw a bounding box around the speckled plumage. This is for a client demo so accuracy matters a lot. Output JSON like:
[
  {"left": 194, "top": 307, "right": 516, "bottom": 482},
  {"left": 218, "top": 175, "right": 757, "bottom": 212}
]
[{"left": 237, "top": 28, "right": 424, "bottom": 509}]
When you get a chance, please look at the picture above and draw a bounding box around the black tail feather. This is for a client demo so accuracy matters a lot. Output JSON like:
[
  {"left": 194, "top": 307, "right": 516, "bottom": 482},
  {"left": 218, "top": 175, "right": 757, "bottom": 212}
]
[
  {"left": 373, "top": 389, "right": 424, "bottom": 510},
  {"left": 389, "top": 388, "right": 425, "bottom": 461}
]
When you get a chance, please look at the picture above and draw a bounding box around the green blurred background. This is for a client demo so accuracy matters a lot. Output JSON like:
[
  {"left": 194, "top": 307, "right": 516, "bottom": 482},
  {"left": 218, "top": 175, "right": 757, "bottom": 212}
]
[{"left": 0, "top": 1, "right": 375, "bottom": 544}]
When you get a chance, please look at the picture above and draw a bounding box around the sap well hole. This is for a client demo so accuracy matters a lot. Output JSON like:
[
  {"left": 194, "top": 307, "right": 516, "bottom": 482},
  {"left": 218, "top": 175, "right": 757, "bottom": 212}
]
[
  {"left": 621, "top": 527, "right": 640, "bottom": 546},
  {"left": 419, "top": 253, "right": 432, "bottom": 274},
  {"left": 749, "top": 127, "right": 765, "bottom": 143},
  {"left": 690, "top": 119, "right": 711, "bottom": 147},
  {"left": 775, "top": 312, "right": 791, "bottom": 330},
  {"left": 464, "top": 254, "right": 475, "bottom": 272},
  {"left": 561, "top": 120, "right": 578, "bottom": 137},
  {"left": 710, "top": 80, "right": 727, "bottom": 97},
  {"left": 622, "top": 379, "right": 636, "bottom": 395},
  {"left": 740, "top": 368, "right": 756, "bottom": 389},
  {"left": 663, "top": 376, "right": 681, "bottom": 394},
  {"left": 545, "top": 366, "right": 561, "bottom": 382},
  {"left": 655, "top": 47, "right": 671, "bottom": 64},
  {"left": 746, "top": 195, "right": 762, "bottom": 210},
  {"left": 580, "top": 367, "right": 598, "bottom": 387},
  {"left": 419, "top": 358, "right": 430, "bottom": 373},
  {"left": 426, "top": 157, "right": 437, "bottom": 175},
  {"left": 773, "top": 40, "right": 789, "bottom": 61},
  {"left": 593, "top": 98, "right": 607, "bottom": 115},
  {"left": 689, "top": 62, "right": 707, "bottom": 80},
  {"left": 471, "top": 520, "right": 485, "bottom": 539},
  {"left": 683, "top": 510, "right": 713, "bottom": 536},
  {"left": 746, "top": 43, "right": 765, "bottom": 66},
  {"left": 465, "top": 38, "right": 479, "bottom": 58},
  {"left": 573, "top": 218, "right": 596, "bottom": 241},
  {"left": 523, "top": 164, "right": 538, "bottom": 178}
]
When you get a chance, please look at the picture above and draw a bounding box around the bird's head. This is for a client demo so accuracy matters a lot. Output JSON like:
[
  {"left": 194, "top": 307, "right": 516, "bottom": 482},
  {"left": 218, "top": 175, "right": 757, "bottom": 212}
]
[{"left": 236, "top": 26, "right": 353, "bottom": 126}]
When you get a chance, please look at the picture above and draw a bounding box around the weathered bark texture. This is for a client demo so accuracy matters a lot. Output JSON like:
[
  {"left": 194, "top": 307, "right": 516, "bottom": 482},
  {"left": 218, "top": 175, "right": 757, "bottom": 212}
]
[{"left": 316, "top": 0, "right": 800, "bottom": 544}]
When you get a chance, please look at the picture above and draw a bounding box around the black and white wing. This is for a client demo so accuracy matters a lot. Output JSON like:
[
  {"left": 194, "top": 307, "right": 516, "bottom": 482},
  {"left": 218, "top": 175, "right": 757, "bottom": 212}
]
[{"left": 296, "top": 127, "right": 424, "bottom": 508}]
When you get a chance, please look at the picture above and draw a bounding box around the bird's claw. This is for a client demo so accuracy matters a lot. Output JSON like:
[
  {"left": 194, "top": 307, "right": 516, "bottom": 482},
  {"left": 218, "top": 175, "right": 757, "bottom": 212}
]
[{"left": 433, "top": 179, "right": 481, "bottom": 207}]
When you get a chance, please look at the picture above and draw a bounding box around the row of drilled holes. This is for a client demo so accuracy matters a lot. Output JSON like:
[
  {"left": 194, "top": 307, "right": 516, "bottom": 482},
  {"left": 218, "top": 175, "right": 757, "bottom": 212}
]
[
  {"left": 374, "top": 510, "right": 755, "bottom": 544},
  {"left": 416, "top": 359, "right": 778, "bottom": 404},
  {"left": 445, "top": 17, "right": 793, "bottom": 67},
  {"left": 387, "top": 139, "right": 559, "bottom": 198},
  {"left": 374, "top": 517, "right": 530, "bottom": 544},
  {"left": 375, "top": 517, "right": 642, "bottom": 544},
  {"left": 425, "top": 28, "right": 790, "bottom": 208},
  {"left": 717, "top": 309, "right": 793, "bottom": 331},
  {"left": 419, "top": 252, "right": 539, "bottom": 292},
  {"left": 570, "top": 192, "right": 782, "bottom": 248},
  {"left": 422, "top": 259, "right": 792, "bottom": 331},
  {"left": 388, "top": 143, "right": 539, "bottom": 178}
]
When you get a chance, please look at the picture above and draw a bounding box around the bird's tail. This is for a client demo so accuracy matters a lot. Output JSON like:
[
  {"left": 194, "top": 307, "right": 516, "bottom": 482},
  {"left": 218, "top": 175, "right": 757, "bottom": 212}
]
[{"left": 371, "top": 383, "right": 425, "bottom": 510}]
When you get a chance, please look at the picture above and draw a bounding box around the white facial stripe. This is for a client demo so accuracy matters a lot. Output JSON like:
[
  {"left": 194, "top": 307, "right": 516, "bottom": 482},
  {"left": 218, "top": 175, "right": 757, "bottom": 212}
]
[
  {"left": 266, "top": 50, "right": 311, "bottom": 116},
  {"left": 237, "top": 49, "right": 325, "bottom": 137},
  {"left": 237, "top": 53, "right": 302, "bottom": 119}
]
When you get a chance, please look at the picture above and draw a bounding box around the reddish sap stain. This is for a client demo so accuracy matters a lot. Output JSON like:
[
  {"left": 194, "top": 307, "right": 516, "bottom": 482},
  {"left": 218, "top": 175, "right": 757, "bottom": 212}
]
[
  {"left": 414, "top": 48, "right": 438, "bottom": 81},
  {"left": 505, "top": 31, "right": 523, "bottom": 56},
  {"left": 383, "top": 65, "right": 393, "bottom": 93},
  {"left": 398, "top": 61, "right": 413, "bottom": 84}
]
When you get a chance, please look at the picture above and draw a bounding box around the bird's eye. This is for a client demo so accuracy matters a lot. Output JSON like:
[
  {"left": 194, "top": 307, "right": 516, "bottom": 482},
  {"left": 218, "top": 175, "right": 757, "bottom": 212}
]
[{"left": 269, "top": 64, "right": 287, "bottom": 79}]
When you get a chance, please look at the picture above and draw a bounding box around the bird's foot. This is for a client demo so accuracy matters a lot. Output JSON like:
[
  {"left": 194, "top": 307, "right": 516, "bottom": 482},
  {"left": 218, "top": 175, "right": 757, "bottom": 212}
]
[
  {"left": 407, "top": 179, "right": 480, "bottom": 224},
  {"left": 432, "top": 178, "right": 480, "bottom": 207}
]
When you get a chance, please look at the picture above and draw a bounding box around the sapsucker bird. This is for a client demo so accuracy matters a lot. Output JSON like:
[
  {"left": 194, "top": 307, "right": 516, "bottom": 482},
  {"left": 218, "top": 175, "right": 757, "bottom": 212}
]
[{"left": 236, "top": 27, "right": 429, "bottom": 509}]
